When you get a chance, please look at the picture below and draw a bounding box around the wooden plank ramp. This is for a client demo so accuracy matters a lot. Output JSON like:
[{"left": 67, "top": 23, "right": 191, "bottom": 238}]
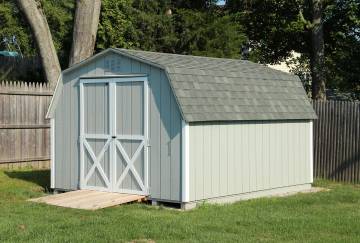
[{"left": 29, "top": 190, "right": 146, "bottom": 210}]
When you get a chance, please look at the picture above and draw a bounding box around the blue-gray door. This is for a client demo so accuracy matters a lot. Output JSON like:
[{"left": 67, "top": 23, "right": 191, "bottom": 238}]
[{"left": 79, "top": 77, "right": 149, "bottom": 195}]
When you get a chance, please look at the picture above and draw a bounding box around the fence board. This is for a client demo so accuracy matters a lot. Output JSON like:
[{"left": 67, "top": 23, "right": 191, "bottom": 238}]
[
  {"left": 0, "top": 81, "right": 52, "bottom": 169},
  {"left": 313, "top": 100, "right": 360, "bottom": 183}
]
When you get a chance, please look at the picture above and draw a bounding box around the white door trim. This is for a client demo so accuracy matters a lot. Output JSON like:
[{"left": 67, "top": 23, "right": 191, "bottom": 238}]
[
  {"left": 144, "top": 77, "right": 149, "bottom": 193},
  {"left": 79, "top": 76, "right": 148, "bottom": 84},
  {"left": 79, "top": 76, "right": 149, "bottom": 195},
  {"left": 79, "top": 82, "right": 85, "bottom": 189},
  {"left": 109, "top": 81, "right": 116, "bottom": 192}
]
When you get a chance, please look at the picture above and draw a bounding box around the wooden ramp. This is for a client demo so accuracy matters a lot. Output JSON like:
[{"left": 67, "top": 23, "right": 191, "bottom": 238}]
[{"left": 29, "top": 190, "right": 146, "bottom": 210}]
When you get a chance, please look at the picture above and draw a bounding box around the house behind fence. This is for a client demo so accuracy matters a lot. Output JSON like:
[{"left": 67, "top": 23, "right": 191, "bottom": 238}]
[
  {"left": 313, "top": 100, "right": 360, "bottom": 183},
  {"left": 0, "top": 81, "right": 52, "bottom": 169}
]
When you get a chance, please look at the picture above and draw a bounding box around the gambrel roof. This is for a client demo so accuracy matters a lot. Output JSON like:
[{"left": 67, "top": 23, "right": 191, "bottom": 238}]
[
  {"left": 116, "top": 49, "right": 316, "bottom": 121},
  {"left": 47, "top": 48, "right": 316, "bottom": 121}
]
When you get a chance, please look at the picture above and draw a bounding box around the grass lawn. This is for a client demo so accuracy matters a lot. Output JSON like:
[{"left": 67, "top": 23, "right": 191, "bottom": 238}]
[{"left": 1, "top": 169, "right": 360, "bottom": 243}]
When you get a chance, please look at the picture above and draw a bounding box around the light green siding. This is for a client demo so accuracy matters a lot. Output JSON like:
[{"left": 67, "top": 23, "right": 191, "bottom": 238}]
[
  {"left": 188, "top": 120, "right": 311, "bottom": 202},
  {"left": 54, "top": 52, "right": 182, "bottom": 201}
]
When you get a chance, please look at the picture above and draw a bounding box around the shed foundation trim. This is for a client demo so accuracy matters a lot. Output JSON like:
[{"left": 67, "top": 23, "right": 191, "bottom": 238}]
[{"left": 181, "top": 184, "right": 312, "bottom": 210}]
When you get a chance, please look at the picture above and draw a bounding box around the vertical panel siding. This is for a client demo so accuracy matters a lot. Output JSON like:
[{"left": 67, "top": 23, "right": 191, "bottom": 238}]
[
  {"left": 188, "top": 120, "right": 311, "bottom": 201},
  {"left": 160, "top": 72, "right": 171, "bottom": 199},
  {"left": 54, "top": 53, "right": 182, "bottom": 201}
]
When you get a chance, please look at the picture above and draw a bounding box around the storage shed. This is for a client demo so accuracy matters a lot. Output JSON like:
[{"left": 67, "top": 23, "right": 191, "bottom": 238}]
[{"left": 46, "top": 48, "right": 316, "bottom": 208}]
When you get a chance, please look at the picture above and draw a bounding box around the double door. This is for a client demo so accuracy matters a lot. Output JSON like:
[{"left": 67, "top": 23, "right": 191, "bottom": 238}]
[{"left": 79, "top": 77, "right": 148, "bottom": 195}]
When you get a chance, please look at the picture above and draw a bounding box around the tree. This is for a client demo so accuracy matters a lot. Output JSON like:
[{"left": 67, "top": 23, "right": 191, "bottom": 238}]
[
  {"left": 226, "top": 0, "right": 360, "bottom": 99},
  {"left": 69, "top": 0, "right": 102, "bottom": 66},
  {"left": 15, "top": 0, "right": 101, "bottom": 86},
  {"left": 310, "top": 0, "right": 326, "bottom": 100},
  {"left": 173, "top": 9, "right": 246, "bottom": 58},
  {"left": 16, "top": 0, "right": 61, "bottom": 88},
  {"left": 323, "top": 0, "right": 360, "bottom": 99},
  {"left": 96, "top": 0, "right": 246, "bottom": 58},
  {"left": 171, "top": 0, "right": 218, "bottom": 10},
  {"left": 227, "top": 0, "right": 307, "bottom": 64}
]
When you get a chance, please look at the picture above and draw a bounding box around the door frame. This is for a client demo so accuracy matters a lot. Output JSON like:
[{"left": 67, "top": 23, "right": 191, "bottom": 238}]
[{"left": 79, "top": 75, "right": 149, "bottom": 195}]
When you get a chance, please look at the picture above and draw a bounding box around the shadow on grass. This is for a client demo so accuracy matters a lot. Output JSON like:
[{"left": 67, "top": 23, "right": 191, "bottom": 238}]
[{"left": 5, "top": 170, "right": 50, "bottom": 190}]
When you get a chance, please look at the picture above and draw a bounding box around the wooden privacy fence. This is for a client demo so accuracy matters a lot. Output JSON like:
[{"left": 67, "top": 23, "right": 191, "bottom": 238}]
[
  {"left": 0, "top": 81, "right": 52, "bottom": 169},
  {"left": 313, "top": 100, "right": 360, "bottom": 183}
]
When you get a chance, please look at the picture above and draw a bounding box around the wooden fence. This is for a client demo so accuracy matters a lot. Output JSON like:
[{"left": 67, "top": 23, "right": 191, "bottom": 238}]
[
  {"left": 313, "top": 100, "right": 360, "bottom": 183},
  {"left": 0, "top": 81, "right": 52, "bottom": 169}
]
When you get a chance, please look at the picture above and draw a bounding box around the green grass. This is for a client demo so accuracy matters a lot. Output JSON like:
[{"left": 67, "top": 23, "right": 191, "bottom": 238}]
[{"left": 1, "top": 169, "right": 360, "bottom": 243}]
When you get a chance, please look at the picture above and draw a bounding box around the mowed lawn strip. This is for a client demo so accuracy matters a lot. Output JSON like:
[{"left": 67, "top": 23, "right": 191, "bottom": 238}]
[{"left": 0, "top": 169, "right": 360, "bottom": 243}]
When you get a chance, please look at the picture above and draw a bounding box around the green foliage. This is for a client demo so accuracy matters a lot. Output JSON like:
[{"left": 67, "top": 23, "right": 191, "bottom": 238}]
[
  {"left": 97, "top": 0, "right": 246, "bottom": 58},
  {"left": 227, "top": 0, "right": 360, "bottom": 98},
  {"left": 323, "top": 0, "right": 360, "bottom": 98},
  {"left": 173, "top": 9, "right": 246, "bottom": 58},
  {"left": 97, "top": 0, "right": 177, "bottom": 52},
  {"left": 3, "top": 0, "right": 358, "bottom": 97},
  {"left": 0, "top": 1, "right": 34, "bottom": 55},
  {"left": 40, "top": 0, "right": 74, "bottom": 67},
  {"left": 0, "top": 0, "right": 74, "bottom": 68},
  {"left": 171, "top": 0, "right": 218, "bottom": 10},
  {"left": 229, "top": 0, "right": 308, "bottom": 63},
  {"left": 96, "top": 0, "right": 137, "bottom": 50},
  {"left": 287, "top": 55, "right": 312, "bottom": 95}
]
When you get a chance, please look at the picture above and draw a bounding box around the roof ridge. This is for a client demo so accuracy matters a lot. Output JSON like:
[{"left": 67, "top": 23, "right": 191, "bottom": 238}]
[
  {"left": 116, "top": 48, "right": 295, "bottom": 77},
  {"left": 116, "top": 48, "right": 250, "bottom": 63}
]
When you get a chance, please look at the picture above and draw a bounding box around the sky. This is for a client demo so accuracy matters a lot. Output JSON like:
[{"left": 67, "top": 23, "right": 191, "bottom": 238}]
[{"left": 217, "top": 0, "right": 226, "bottom": 5}]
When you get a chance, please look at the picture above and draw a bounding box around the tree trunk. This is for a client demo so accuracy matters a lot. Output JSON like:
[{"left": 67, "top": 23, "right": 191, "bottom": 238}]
[
  {"left": 16, "top": 0, "right": 61, "bottom": 88},
  {"left": 310, "top": 0, "right": 326, "bottom": 100},
  {"left": 69, "top": 0, "right": 101, "bottom": 66}
]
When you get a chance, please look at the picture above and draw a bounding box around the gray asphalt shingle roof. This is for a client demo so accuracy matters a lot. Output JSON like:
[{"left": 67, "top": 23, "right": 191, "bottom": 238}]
[{"left": 117, "top": 48, "right": 316, "bottom": 122}]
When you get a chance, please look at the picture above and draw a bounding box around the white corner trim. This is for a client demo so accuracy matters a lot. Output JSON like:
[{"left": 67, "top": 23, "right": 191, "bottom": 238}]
[
  {"left": 50, "top": 118, "right": 55, "bottom": 188},
  {"left": 309, "top": 120, "right": 313, "bottom": 183},
  {"left": 182, "top": 120, "right": 190, "bottom": 202}
]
